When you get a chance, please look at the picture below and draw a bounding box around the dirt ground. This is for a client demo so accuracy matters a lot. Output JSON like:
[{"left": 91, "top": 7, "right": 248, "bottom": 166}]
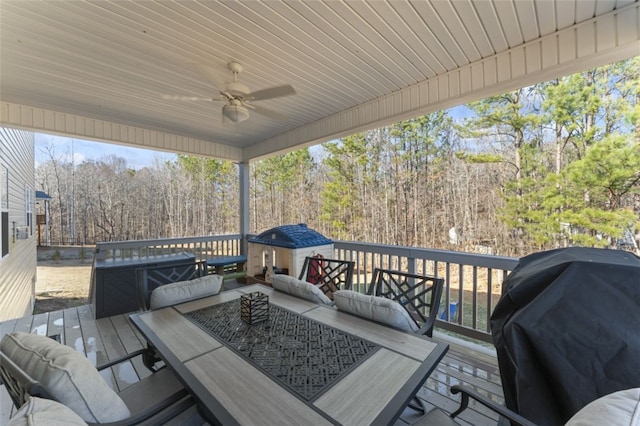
[{"left": 34, "top": 258, "right": 93, "bottom": 314}]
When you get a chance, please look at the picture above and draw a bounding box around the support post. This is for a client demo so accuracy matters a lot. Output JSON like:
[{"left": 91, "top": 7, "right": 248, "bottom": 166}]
[{"left": 239, "top": 161, "right": 250, "bottom": 256}]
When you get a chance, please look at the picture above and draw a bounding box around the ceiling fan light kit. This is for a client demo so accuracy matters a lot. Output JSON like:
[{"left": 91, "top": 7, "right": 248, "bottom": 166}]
[{"left": 223, "top": 103, "right": 250, "bottom": 123}]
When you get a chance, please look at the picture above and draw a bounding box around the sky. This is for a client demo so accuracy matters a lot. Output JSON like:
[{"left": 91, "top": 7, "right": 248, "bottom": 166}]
[
  {"left": 34, "top": 105, "right": 473, "bottom": 169},
  {"left": 34, "top": 133, "right": 176, "bottom": 169}
]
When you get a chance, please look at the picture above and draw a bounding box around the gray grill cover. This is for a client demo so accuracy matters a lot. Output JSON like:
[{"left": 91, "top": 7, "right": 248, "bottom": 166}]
[{"left": 490, "top": 247, "right": 640, "bottom": 424}]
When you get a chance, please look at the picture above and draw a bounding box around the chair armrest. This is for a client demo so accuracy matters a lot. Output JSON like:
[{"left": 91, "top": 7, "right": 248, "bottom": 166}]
[
  {"left": 88, "top": 367, "right": 193, "bottom": 426},
  {"left": 450, "top": 385, "right": 537, "bottom": 426},
  {"left": 96, "top": 348, "right": 148, "bottom": 371},
  {"left": 85, "top": 394, "right": 194, "bottom": 426}
]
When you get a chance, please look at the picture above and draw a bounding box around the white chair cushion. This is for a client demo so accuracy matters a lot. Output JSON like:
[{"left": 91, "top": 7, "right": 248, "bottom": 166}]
[
  {"left": 8, "top": 396, "right": 88, "bottom": 426},
  {"left": 333, "top": 290, "right": 419, "bottom": 332},
  {"left": 565, "top": 388, "right": 640, "bottom": 426},
  {"left": 0, "top": 332, "right": 130, "bottom": 423},
  {"left": 271, "top": 274, "right": 333, "bottom": 305},
  {"left": 150, "top": 274, "right": 223, "bottom": 309}
]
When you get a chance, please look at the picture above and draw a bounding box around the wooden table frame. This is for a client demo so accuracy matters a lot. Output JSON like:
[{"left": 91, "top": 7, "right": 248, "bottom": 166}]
[{"left": 130, "top": 284, "right": 448, "bottom": 425}]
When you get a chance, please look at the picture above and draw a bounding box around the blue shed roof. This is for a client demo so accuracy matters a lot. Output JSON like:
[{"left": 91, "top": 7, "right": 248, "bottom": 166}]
[
  {"left": 249, "top": 224, "right": 332, "bottom": 249},
  {"left": 35, "top": 191, "right": 51, "bottom": 200}
]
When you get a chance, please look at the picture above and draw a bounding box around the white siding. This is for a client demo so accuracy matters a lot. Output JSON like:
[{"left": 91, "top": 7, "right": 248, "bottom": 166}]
[{"left": 0, "top": 127, "right": 37, "bottom": 321}]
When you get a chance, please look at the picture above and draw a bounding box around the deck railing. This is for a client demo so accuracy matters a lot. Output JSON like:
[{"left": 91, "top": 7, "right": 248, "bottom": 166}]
[
  {"left": 333, "top": 241, "right": 519, "bottom": 343},
  {"left": 92, "top": 235, "right": 519, "bottom": 343},
  {"left": 93, "top": 234, "right": 243, "bottom": 262}
]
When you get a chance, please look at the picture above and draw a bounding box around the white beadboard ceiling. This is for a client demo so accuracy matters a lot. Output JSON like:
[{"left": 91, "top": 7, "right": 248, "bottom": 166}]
[{"left": 1, "top": 0, "right": 638, "bottom": 162}]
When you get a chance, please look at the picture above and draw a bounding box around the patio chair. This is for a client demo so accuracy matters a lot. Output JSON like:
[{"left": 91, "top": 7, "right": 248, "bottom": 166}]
[
  {"left": 413, "top": 385, "right": 640, "bottom": 426},
  {"left": 0, "top": 332, "right": 194, "bottom": 426},
  {"left": 135, "top": 259, "right": 210, "bottom": 311},
  {"left": 298, "top": 255, "right": 355, "bottom": 299},
  {"left": 332, "top": 268, "right": 444, "bottom": 415},
  {"left": 366, "top": 268, "right": 445, "bottom": 338},
  {"left": 135, "top": 259, "right": 223, "bottom": 371}
]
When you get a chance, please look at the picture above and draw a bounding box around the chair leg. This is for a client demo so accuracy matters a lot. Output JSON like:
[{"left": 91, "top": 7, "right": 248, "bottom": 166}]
[{"left": 408, "top": 395, "right": 426, "bottom": 414}]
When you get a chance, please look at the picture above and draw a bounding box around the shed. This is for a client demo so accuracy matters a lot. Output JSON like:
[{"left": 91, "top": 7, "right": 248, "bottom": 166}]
[{"left": 247, "top": 224, "right": 333, "bottom": 281}]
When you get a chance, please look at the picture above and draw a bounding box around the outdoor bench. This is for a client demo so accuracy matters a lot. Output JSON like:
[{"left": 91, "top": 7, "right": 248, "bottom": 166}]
[{"left": 206, "top": 255, "right": 247, "bottom": 281}]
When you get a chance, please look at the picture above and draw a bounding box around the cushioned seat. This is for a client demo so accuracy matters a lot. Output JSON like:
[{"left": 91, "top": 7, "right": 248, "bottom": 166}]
[
  {"left": 8, "top": 397, "right": 88, "bottom": 426},
  {"left": 333, "top": 290, "right": 419, "bottom": 332},
  {"left": 271, "top": 274, "right": 334, "bottom": 305},
  {"left": 0, "top": 332, "right": 193, "bottom": 425},
  {"left": 565, "top": 388, "right": 640, "bottom": 426},
  {"left": 1, "top": 332, "right": 130, "bottom": 423},
  {"left": 150, "top": 274, "right": 223, "bottom": 309}
]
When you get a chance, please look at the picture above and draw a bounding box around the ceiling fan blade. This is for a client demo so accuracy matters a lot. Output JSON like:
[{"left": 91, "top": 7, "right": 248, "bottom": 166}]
[
  {"left": 249, "top": 104, "right": 289, "bottom": 121},
  {"left": 190, "top": 63, "right": 227, "bottom": 91},
  {"left": 247, "top": 85, "right": 296, "bottom": 101},
  {"left": 162, "top": 95, "right": 223, "bottom": 102}
]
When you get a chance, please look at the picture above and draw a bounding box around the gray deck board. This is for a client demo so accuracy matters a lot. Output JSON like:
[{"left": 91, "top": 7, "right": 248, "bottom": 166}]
[
  {"left": 62, "top": 306, "right": 84, "bottom": 355},
  {"left": 0, "top": 298, "right": 503, "bottom": 426},
  {"left": 110, "top": 314, "right": 152, "bottom": 381},
  {"left": 46, "top": 309, "right": 65, "bottom": 342}
]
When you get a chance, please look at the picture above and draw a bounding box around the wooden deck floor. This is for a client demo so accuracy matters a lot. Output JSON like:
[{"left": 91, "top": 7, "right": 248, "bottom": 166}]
[{"left": 0, "top": 294, "right": 503, "bottom": 425}]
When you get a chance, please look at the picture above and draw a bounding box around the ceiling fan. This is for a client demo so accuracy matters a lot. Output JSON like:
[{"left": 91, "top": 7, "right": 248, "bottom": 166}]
[{"left": 164, "top": 61, "right": 296, "bottom": 124}]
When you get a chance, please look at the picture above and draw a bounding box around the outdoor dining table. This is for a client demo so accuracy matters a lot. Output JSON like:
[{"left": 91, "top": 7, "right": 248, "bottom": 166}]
[{"left": 129, "top": 284, "right": 449, "bottom": 425}]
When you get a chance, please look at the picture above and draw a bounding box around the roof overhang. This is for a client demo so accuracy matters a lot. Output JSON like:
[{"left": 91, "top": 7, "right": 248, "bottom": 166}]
[{"left": 1, "top": 1, "right": 638, "bottom": 163}]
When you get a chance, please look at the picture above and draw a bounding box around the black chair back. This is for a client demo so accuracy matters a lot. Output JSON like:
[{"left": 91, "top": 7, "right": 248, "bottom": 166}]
[
  {"left": 298, "top": 256, "right": 355, "bottom": 299},
  {"left": 136, "top": 260, "right": 208, "bottom": 311},
  {"left": 367, "top": 268, "right": 444, "bottom": 337},
  {"left": 0, "top": 351, "right": 54, "bottom": 409}
]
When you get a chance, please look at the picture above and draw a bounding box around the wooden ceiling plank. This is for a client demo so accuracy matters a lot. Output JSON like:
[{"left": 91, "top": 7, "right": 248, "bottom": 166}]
[
  {"left": 494, "top": 0, "right": 524, "bottom": 47},
  {"left": 428, "top": 0, "right": 481, "bottom": 63},
  {"left": 472, "top": 1, "right": 509, "bottom": 53},
  {"left": 355, "top": 1, "right": 436, "bottom": 80},
  {"left": 513, "top": 0, "right": 541, "bottom": 42},
  {"left": 556, "top": 0, "right": 577, "bottom": 29},
  {"left": 535, "top": 1, "right": 558, "bottom": 35},
  {"left": 408, "top": 1, "right": 460, "bottom": 70},
  {"left": 282, "top": 1, "right": 405, "bottom": 93},
  {"left": 389, "top": 1, "right": 445, "bottom": 75},
  {"left": 321, "top": 1, "right": 417, "bottom": 86},
  {"left": 575, "top": 0, "right": 598, "bottom": 22},
  {"left": 262, "top": 2, "right": 393, "bottom": 96},
  {"left": 449, "top": 0, "right": 496, "bottom": 58}
]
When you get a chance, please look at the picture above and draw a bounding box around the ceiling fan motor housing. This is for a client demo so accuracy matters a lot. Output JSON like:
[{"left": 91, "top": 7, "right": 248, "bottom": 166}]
[{"left": 226, "top": 81, "right": 251, "bottom": 98}]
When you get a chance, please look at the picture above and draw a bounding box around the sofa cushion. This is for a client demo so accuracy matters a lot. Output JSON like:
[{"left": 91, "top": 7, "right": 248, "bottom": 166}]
[
  {"left": 271, "top": 274, "right": 333, "bottom": 305},
  {"left": 333, "top": 290, "right": 419, "bottom": 332},
  {"left": 0, "top": 332, "right": 130, "bottom": 423},
  {"left": 8, "top": 396, "right": 88, "bottom": 426},
  {"left": 565, "top": 388, "right": 640, "bottom": 426},
  {"left": 150, "top": 274, "right": 223, "bottom": 309}
]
